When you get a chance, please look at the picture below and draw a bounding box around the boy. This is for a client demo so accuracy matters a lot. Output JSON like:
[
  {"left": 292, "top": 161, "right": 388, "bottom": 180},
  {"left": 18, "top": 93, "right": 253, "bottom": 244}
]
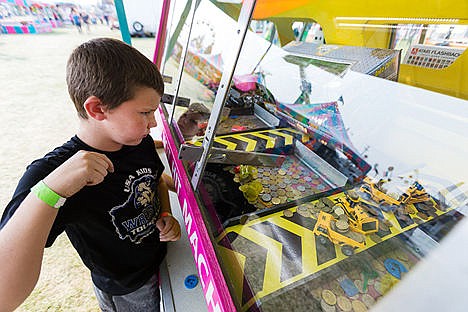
[{"left": 0, "top": 38, "right": 181, "bottom": 311}]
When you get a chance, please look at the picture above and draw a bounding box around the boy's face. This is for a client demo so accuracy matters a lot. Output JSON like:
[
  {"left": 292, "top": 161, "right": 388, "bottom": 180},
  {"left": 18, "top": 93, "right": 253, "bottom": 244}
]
[{"left": 104, "top": 87, "right": 160, "bottom": 147}]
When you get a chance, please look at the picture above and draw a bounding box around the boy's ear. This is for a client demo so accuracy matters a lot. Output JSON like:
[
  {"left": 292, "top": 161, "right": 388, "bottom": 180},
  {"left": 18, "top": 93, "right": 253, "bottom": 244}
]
[{"left": 83, "top": 96, "right": 106, "bottom": 120}]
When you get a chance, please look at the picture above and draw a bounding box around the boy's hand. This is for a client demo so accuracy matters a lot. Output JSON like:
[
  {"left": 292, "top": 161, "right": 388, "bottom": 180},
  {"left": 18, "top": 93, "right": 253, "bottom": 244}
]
[
  {"left": 44, "top": 150, "right": 114, "bottom": 198},
  {"left": 156, "top": 215, "right": 181, "bottom": 242}
]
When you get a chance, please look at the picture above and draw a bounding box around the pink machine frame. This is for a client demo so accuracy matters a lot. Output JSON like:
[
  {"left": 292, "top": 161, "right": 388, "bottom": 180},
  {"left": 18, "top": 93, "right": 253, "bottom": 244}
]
[{"left": 157, "top": 110, "right": 236, "bottom": 312}]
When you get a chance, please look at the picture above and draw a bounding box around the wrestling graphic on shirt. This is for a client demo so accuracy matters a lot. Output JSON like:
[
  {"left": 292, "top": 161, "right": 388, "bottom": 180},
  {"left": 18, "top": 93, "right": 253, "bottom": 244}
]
[{"left": 109, "top": 172, "right": 161, "bottom": 244}]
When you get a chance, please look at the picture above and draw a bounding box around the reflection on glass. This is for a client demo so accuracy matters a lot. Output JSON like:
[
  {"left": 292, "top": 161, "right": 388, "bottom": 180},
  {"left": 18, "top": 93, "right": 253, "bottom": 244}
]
[{"left": 161, "top": 1, "right": 468, "bottom": 311}]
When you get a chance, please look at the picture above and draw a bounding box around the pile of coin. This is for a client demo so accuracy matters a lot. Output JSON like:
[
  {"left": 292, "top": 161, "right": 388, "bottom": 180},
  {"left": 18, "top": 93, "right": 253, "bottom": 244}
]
[{"left": 232, "top": 157, "right": 332, "bottom": 210}]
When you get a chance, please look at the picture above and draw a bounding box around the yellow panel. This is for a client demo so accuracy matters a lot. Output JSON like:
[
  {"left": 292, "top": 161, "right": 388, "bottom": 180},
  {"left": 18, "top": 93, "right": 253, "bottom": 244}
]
[
  {"left": 230, "top": 133, "right": 258, "bottom": 152},
  {"left": 247, "top": 132, "right": 276, "bottom": 148},
  {"left": 252, "top": 0, "right": 468, "bottom": 98},
  {"left": 399, "top": 51, "right": 468, "bottom": 99}
]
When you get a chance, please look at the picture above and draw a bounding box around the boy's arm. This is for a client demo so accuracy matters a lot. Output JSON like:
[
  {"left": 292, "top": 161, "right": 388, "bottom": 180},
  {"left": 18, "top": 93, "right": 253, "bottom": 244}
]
[
  {"left": 0, "top": 150, "right": 114, "bottom": 311},
  {"left": 0, "top": 193, "right": 59, "bottom": 311},
  {"left": 155, "top": 177, "right": 181, "bottom": 242}
]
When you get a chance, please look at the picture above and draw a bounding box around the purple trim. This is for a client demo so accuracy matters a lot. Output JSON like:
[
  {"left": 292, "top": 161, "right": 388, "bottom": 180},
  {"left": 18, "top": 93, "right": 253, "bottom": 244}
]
[{"left": 157, "top": 109, "right": 236, "bottom": 312}]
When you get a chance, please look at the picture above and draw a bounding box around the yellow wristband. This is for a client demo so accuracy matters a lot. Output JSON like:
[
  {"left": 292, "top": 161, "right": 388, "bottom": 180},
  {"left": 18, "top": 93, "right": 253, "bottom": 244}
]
[
  {"left": 30, "top": 180, "right": 66, "bottom": 209},
  {"left": 160, "top": 211, "right": 172, "bottom": 218}
]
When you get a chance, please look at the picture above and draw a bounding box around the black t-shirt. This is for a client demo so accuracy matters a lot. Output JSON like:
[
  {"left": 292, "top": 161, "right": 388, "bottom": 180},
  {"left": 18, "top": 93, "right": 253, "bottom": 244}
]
[{"left": 0, "top": 135, "right": 166, "bottom": 295}]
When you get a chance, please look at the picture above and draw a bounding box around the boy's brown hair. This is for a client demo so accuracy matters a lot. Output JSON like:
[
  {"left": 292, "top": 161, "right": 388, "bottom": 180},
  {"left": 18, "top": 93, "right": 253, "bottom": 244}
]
[{"left": 66, "top": 38, "right": 164, "bottom": 119}]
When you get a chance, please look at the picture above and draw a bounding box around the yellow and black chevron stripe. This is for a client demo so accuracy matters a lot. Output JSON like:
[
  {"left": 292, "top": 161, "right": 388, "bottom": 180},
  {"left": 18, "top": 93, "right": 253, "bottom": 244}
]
[
  {"left": 216, "top": 193, "right": 457, "bottom": 311},
  {"left": 193, "top": 128, "right": 311, "bottom": 152}
]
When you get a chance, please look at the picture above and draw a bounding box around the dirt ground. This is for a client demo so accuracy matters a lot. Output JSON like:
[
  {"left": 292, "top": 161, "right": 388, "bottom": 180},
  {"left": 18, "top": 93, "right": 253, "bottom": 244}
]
[{"left": 0, "top": 24, "right": 157, "bottom": 311}]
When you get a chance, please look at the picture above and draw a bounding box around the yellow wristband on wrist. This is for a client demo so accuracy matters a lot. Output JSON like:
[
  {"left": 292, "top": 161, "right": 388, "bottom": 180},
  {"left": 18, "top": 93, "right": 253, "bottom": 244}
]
[{"left": 30, "top": 180, "right": 67, "bottom": 209}]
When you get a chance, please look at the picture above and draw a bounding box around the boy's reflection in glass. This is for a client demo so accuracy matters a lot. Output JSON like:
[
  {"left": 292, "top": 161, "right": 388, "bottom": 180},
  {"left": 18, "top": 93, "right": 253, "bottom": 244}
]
[{"left": 177, "top": 103, "right": 211, "bottom": 140}]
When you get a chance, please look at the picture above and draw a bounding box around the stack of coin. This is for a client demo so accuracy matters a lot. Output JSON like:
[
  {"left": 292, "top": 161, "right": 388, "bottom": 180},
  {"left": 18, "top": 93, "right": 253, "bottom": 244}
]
[
  {"left": 297, "top": 204, "right": 310, "bottom": 217},
  {"left": 333, "top": 205, "right": 345, "bottom": 217},
  {"left": 335, "top": 219, "right": 350, "bottom": 233}
]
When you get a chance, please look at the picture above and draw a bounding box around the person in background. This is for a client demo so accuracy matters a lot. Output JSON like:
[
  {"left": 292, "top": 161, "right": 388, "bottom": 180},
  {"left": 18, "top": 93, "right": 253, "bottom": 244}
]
[
  {"left": 0, "top": 38, "right": 181, "bottom": 311},
  {"left": 81, "top": 11, "right": 91, "bottom": 33},
  {"left": 70, "top": 8, "right": 82, "bottom": 33}
]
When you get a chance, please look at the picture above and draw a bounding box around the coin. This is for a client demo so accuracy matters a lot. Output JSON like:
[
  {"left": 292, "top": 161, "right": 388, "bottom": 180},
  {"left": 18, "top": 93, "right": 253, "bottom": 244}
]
[
  {"left": 417, "top": 212, "right": 429, "bottom": 220},
  {"left": 361, "top": 294, "right": 375, "bottom": 308},
  {"left": 269, "top": 185, "right": 278, "bottom": 191},
  {"left": 347, "top": 190, "right": 360, "bottom": 201},
  {"left": 372, "top": 259, "right": 385, "bottom": 272},
  {"left": 271, "top": 197, "right": 281, "bottom": 205},
  {"left": 278, "top": 182, "right": 287, "bottom": 189},
  {"left": 347, "top": 231, "right": 365, "bottom": 243},
  {"left": 297, "top": 185, "right": 306, "bottom": 192},
  {"left": 378, "top": 222, "right": 389, "bottom": 232},
  {"left": 329, "top": 280, "right": 344, "bottom": 296},
  {"left": 311, "top": 287, "right": 323, "bottom": 300},
  {"left": 351, "top": 300, "right": 368, "bottom": 312},
  {"left": 322, "top": 198, "right": 335, "bottom": 207},
  {"left": 277, "top": 189, "right": 286, "bottom": 196},
  {"left": 283, "top": 209, "right": 294, "bottom": 217},
  {"left": 337, "top": 296, "right": 352, "bottom": 312},
  {"left": 373, "top": 281, "right": 384, "bottom": 296},
  {"left": 334, "top": 206, "right": 345, "bottom": 216},
  {"left": 298, "top": 204, "right": 308, "bottom": 212},
  {"left": 320, "top": 299, "right": 336, "bottom": 312},
  {"left": 312, "top": 204, "right": 321, "bottom": 212},
  {"left": 261, "top": 194, "right": 272, "bottom": 202},
  {"left": 354, "top": 280, "right": 366, "bottom": 293},
  {"left": 336, "top": 219, "right": 350, "bottom": 232},
  {"left": 339, "top": 214, "right": 349, "bottom": 222},
  {"left": 297, "top": 209, "right": 310, "bottom": 218},
  {"left": 322, "top": 289, "right": 337, "bottom": 305}
]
